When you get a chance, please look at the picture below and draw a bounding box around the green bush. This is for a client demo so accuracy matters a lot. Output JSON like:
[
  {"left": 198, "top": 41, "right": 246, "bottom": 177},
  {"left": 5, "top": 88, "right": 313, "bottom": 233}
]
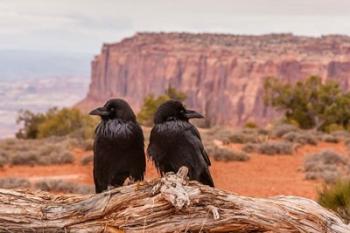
[
  {"left": 264, "top": 76, "right": 350, "bottom": 131},
  {"left": 16, "top": 108, "right": 98, "bottom": 140},
  {"left": 137, "top": 86, "right": 186, "bottom": 126},
  {"left": 318, "top": 180, "right": 350, "bottom": 223},
  {"left": 324, "top": 123, "right": 346, "bottom": 133},
  {"left": 244, "top": 121, "right": 258, "bottom": 129},
  {"left": 16, "top": 109, "right": 54, "bottom": 139},
  {"left": 37, "top": 108, "right": 96, "bottom": 139}
]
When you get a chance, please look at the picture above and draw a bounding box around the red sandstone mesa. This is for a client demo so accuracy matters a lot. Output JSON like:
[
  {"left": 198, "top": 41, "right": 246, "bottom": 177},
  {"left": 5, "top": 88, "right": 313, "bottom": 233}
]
[{"left": 77, "top": 32, "right": 350, "bottom": 126}]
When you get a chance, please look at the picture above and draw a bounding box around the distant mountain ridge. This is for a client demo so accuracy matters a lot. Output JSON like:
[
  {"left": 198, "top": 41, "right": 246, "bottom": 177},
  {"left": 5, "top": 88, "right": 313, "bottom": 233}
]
[
  {"left": 77, "top": 32, "right": 350, "bottom": 126},
  {"left": 0, "top": 50, "right": 91, "bottom": 80}
]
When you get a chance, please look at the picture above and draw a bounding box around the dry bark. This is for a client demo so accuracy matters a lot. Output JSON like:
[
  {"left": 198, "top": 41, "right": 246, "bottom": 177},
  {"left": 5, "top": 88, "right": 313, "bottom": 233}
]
[{"left": 0, "top": 167, "right": 349, "bottom": 233}]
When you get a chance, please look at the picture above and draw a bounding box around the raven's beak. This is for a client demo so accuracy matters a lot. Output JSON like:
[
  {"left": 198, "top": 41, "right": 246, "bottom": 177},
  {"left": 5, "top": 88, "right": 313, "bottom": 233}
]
[
  {"left": 89, "top": 107, "right": 109, "bottom": 116},
  {"left": 184, "top": 109, "right": 204, "bottom": 119}
]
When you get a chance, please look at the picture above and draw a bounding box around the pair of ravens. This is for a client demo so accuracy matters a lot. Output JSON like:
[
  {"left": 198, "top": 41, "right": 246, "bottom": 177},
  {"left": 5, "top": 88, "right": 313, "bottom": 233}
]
[{"left": 90, "top": 99, "right": 214, "bottom": 193}]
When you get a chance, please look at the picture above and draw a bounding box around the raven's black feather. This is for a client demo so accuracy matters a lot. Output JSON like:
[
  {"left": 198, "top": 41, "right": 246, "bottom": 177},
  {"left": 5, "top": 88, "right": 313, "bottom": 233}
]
[
  {"left": 147, "top": 100, "right": 214, "bottom": 187},
  {"left": 91, "top": 99, "right": 145, "bottom": 193}
]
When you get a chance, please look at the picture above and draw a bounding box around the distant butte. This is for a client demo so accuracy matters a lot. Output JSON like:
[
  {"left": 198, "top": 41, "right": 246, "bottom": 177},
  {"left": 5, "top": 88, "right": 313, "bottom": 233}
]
[{"left": 76, "top": 32, "right": 350, "bottom": 126}]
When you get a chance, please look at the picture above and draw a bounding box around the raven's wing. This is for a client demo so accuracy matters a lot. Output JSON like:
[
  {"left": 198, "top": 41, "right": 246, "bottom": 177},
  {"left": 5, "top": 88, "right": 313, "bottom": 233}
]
[
  {"left": 182, "top": 126, "right": 214, "bottom": 187},
  {"left": 188, "top": 126, "right": 211, "bottom": 166},
  {"left": 147, "top": 127, "right": 164, "bottom": 172}
]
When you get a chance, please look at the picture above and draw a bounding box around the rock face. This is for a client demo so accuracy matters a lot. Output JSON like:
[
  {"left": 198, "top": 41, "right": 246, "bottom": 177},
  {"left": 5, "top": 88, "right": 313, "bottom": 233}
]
[{"left": 77, "top": 32, "right": 350, "bottom": 126}]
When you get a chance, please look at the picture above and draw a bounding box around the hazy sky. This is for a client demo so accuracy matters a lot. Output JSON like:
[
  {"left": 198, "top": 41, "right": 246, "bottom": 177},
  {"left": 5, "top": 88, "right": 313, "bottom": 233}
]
[{"left": 1, "top": 0, "right": 350, "bottom": 54}]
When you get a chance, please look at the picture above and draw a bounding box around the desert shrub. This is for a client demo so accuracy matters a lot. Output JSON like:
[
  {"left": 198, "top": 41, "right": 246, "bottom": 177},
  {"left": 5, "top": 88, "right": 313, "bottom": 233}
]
[
  {"left": 320, "top": 134, "right": 340, "bottom": 143},
  {"left": 282, "top": 131, "right": 318, "bottom": 145},
  {"left": 10, "top": 144, "right": 74, "bottom": 166},
  {"left": 207, "top": 145, "right": 249, "bottom": 162},
  {"left": 241, "top": 143, "right": 258, "bottom": 153},
  {"left": 43, "top": 151, "right": 74, "bottom": 165},
  {"left": 0, "top": 138, "right": 75, "bottom": 166},
  {"left": 204, "top": 143, "right": 217, "bottom": 156},
  {"left": 10, "top": 152, "right": 39, "bottom": 166},
  {"left": 331, "top": 130, "right": 350, "bottom": 139},
  {"left": 318, "top": 180, "right": 350, "bottom": 223},
  {"left": 0, "top": 177, "right": 31, "bottom": 189},
  {"left": 345, "top": 138, "right": 350, "bottom": 151},
  {"left": 205, "top": 127, "right": 234, "bottom": 142},
  {"left": 257, "top": 128, "right": 270, "bottom": 135},
  {"left": 16, "top": 108, "right": 97, "bottom": 140},
  {"left": 35, "top": 180, "right": 93, "bottom": 194},
  {"left": 257, "top": 142, "right": 294, "bottom": 155},
  {"left": 241, "top": 141, "right": 294, "bottom": 155},
  {"left": 137, "top": 86, "right": 187, "bottom": 126},
  {"left": 0, "top": 156, "right": 7, "bottom": 168},
  {"left": 271, "top": 124, "right": 299, "bottom": 138},
  {"left": 225, "top": 131, "right": 260, "bottom": 144},
  {"left": 81, "top": 154, "right": 93, "bottom": 165},
  {"left": 81, "top": 139, "right": 94, "bottom": 151},
  {"left": 304, "top": 150, "right": 349, "bottom": 183},
  {"left": 264, "top": 76, "right": 350, "bottom": 130}
]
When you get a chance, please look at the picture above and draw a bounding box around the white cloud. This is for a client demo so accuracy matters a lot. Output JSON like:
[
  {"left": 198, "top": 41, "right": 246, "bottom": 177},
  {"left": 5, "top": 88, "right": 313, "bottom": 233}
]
[{"left": 0, "top": 0, "right": 350, "bottom": 53}]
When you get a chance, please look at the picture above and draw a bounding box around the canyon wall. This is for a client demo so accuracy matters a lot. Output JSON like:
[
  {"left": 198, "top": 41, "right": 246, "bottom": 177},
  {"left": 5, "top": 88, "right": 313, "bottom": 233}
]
[{"left": 77, "top": 33, "right": 350, "bottom": 126}]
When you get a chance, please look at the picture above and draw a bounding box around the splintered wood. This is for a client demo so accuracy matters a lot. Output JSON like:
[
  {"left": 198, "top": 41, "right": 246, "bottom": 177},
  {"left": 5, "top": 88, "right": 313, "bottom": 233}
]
[{"left": 0, "top": 167, "right": 348, "bottom": 233}]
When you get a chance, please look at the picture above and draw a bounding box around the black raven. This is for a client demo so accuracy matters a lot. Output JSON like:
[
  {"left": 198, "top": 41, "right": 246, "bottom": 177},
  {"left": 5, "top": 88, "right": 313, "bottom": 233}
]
[
  {"left": 147, "top": 100, "right": 214, "bottom": 187},
  {"left": 90, "top": 99, "right": 145, "bottom": 193}
]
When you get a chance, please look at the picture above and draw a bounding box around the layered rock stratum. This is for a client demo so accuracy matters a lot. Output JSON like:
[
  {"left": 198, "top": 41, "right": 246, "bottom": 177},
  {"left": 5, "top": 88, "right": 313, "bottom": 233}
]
[{"left": 77, "top": 32, "right": 350, "bottom": 126}]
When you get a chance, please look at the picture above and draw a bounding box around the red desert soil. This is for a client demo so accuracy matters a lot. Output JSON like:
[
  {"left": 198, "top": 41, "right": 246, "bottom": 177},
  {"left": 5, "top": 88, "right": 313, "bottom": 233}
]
[{"left": 0, "top": 142, "right": 347, "bottom": 200}]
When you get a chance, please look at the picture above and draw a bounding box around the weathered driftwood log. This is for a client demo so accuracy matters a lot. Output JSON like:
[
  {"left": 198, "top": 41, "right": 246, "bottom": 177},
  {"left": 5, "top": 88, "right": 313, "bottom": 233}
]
[{"left": 0, "top": 167, "right": 349, "bottom": 233}]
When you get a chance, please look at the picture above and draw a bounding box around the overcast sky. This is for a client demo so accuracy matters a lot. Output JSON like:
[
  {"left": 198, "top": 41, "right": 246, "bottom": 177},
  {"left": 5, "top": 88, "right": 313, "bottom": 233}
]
[{"left": 1, "top": 0, "right": 350, "bottom": 54}]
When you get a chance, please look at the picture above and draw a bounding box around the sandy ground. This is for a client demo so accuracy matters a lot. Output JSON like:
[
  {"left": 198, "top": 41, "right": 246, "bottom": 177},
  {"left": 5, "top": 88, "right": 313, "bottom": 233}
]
[{"left": 0, "top": 141, "right": 347, "bottom": 200}]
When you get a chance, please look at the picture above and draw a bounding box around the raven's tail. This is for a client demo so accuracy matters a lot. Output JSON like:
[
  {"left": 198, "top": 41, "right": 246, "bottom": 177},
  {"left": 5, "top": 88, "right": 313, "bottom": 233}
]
[{"left": 200, "top": 169, "right": 214, "bottom": 187}]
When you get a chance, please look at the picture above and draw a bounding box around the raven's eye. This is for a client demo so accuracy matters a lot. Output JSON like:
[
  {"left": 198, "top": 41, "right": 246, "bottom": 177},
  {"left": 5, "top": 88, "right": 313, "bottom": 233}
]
[{"left": 110, "top": 107, "right": 115, "bottom": 111}]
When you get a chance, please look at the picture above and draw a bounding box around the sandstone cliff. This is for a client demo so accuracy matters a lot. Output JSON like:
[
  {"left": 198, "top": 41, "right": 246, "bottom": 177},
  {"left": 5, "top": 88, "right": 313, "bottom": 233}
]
[{"left": 77, "top": 32, "right": 350, "bottom": 126}]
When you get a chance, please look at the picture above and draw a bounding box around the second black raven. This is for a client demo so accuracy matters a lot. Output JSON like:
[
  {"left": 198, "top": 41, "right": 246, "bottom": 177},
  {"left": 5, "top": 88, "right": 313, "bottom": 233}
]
[
  {"left": 147, "top": 100, "right": 214, "bottom": 187},
  {"left": 90, "top": 98, "right": 145, "bottom": 193}
]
